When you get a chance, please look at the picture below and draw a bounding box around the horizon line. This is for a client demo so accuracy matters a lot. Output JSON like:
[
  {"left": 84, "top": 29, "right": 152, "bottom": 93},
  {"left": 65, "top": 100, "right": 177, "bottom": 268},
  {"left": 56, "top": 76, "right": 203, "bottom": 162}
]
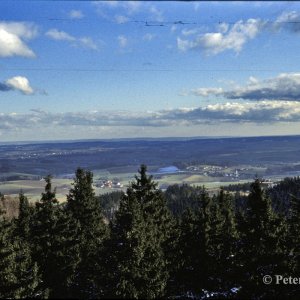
[{"left": 1, "top": 133, "right": 300, "bottom": 146}]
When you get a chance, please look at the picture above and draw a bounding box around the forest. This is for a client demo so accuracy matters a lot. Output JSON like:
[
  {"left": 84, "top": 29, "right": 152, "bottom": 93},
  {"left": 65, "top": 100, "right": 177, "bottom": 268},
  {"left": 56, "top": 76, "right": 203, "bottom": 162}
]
[{"left": 1, "top": 165, "right": 300, "bottom": 299}]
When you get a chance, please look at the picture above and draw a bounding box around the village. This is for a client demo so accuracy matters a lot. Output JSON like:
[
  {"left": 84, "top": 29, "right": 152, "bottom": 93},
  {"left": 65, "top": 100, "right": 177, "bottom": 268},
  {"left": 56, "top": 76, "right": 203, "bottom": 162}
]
[
  {"left": 186, "top": 164, "right": 247, "bottom": 179},
  {"left": 94, "top": 179, "right": 124, "bottom": 189}
]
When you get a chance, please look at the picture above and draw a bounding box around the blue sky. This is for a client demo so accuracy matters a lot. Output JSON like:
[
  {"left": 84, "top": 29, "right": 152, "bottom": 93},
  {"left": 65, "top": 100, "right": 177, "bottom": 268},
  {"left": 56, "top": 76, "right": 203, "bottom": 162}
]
[{"left": 1, "top": 1, "right": 300, "bottom": 141}]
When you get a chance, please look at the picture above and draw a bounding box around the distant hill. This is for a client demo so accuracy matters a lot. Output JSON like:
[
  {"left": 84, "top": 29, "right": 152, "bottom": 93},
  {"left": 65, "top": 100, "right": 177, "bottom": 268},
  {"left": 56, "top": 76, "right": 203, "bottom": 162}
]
[{"left": 1, "top": 135, "right": 300, "bottom": 176}]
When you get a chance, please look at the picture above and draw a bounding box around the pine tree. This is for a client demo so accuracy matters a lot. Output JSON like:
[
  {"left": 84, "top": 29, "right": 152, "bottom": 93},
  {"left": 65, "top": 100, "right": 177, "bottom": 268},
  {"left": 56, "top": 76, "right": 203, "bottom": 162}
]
[{"left": 66, "top": 168, "right": 107, "bottom": 298}]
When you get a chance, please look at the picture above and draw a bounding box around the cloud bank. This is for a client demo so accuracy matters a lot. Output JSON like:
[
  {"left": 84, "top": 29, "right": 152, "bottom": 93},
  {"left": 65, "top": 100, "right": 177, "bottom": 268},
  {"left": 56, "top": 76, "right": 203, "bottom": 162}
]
[
  {"left": 189, "top": 73, "right": 300, "bottom": 101},
  {"left": 2, "top": 100, "right": 300, "bottom": 132}
]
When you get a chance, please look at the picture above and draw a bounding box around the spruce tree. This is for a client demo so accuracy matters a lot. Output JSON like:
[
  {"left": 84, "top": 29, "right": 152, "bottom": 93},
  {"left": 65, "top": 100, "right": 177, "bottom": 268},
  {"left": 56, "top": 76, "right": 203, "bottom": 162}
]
[
  {"left": 288, "top": 195, "right": 300, "bottom": 273},
  {"left": 285, "top": 195, "right": 300, "bottom": 297},
  {"left": 176, "top": 207, "right": 199, "bottom": 295},
  {"left": 66, "top": 168, "right": 107, "bottom": 298},
  {"left": 214, "top": 189, "right": 239, "bottom": 291},
  {"left": 237, "top": 179, "right": 286, "bottom": 298},
  {"left": 32, "top": 176, "right": 80, "bottom": 298},
  {"left": 105, "top": 188, "right": 147, "bottom": 298},
  {"left": 16, "top": 191, "right": 33, "bottom": 240},
  {"left": 49, "top": 208, "right": 81, "bottom": 298},
  {"left": 133, "top": 165, "right": 175, "bottom": 293},
  {"left": 31, "top": 175, "right": 59, "bottom": 296},
  {"left": 176, "top": 187, "right": 214, "bottom": 296},
  {"left": 0, "top": 213, "right": 41, "bottom": 298},
  {"left": 176, "top": 187, "right": 239, "bottom": 297},
  {"left": 194, "top": 188, "right": 213, "bottom": 293},
  {"left": 106, "top": 165, "right": 172, "bottom": 298}
]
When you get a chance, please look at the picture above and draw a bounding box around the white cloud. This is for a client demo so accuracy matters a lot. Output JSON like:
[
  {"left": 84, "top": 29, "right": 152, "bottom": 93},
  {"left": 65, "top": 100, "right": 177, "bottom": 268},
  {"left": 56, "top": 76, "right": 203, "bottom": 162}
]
[
  {"left": 225, "top": 73, "right": 300, "bottom": 101},
  {"left": 171, "top": 25, "right": 177, "bottom": 33},
  {"left": 69, "top": 10, "right": 84, "bottom": 19},
  {"left": 0, "top": 22, "right": 37, "bottom": 57},
  {"left": 181, "top": 28, "right": 199, "bottom": 36},
  {"left": 46, "top": 29, "right": 75, "bottom": 41},
  {"left": 217, "top": 22, "right": 229, "bottom": 34},
  {"left": 190, "top": 87, "right": 224, "bottom": 97},
  {"left": 118, "top": 35, "right": 128, "bottom": 48},
  {"left": 278, "top": 10, "right": 299, "bottom": 22},
  {"left": 0, "top": 76, "right": 34, "bottom": 95},
  {"left": 201, "top": 101, "right": 300, "bottom": 122},
  {"left": 124, "top": 1, "right": 141, "bottom": 15},
  {"left": 46, "top": 29, "right": 98, "bottom": 50},
  {"left": 93, "top": 1, "right": 141, "bottom": 16},
  {"left": 177, "top": 37, "right": 191, "bottom": 52},
  {"left": 248, "top": 76, "right": 259, "bottom": 85},
  {"left": 94, "top": 1, "right": 165, "bottom": 25},
  {"left": 275, "top": 11, "right": 300, "bottom": 32},
  {"left": 176, "top": 11, "right": 300, "bottom": 56},
  {"left": 78, "top": 37, "right": 98, "bottom": 50},
  {"left": 177, "top": 18, "right": 264, "bottom": 55}
]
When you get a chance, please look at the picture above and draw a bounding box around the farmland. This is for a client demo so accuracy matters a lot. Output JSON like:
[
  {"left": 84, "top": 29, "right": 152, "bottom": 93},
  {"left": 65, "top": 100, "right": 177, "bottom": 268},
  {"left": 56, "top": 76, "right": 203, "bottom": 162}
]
[{"left": 1, "top": 135, "right": 300, "bottom": 201}]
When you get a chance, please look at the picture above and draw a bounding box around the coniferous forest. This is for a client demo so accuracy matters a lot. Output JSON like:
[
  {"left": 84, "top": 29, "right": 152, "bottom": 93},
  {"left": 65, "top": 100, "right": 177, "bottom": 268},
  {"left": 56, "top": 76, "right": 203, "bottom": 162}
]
[{"left": 1, "top": 165, "right": 300, "bottom": 299}]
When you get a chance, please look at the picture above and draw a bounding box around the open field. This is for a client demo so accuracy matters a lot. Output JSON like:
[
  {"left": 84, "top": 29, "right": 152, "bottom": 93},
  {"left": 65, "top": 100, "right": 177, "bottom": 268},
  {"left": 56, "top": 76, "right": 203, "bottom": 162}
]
[
  {"left": 0, "top": 179, "right": 73, "bottom": 202},
  {"left": 0, "top": 170, "right": 273, "bottom": 203}
]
